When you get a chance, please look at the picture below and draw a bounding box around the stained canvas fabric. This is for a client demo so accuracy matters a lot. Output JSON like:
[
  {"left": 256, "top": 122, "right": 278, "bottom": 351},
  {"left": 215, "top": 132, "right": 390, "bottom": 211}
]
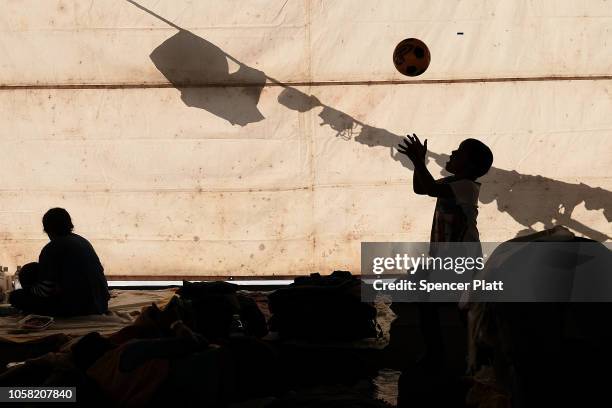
[{"left": 0, "top": 1, "right": 610, "bottom": 277}]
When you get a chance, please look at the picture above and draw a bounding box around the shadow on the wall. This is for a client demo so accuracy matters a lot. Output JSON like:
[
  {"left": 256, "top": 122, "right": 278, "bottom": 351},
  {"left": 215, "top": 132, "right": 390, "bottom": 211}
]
[
  {"left": 277, "top": 88, "right": 416, "bottom": 170},
  {"left": 129, "top": 0, "right": 266, "bottom": 126},
  {"left": 151, "top": 30, "right": 266, "bottom": 126},
  {"left": 130, "top": 1, "right": 611, "bottom": 241},
  {"left": 278, "top": 87, "right": 612, "bottom": 241}
]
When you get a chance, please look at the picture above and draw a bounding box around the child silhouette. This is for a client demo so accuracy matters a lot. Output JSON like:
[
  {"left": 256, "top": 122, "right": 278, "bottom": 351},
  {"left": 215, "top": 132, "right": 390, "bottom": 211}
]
[
  {"left": 398, "top": 135, "right": 493, "bottom": 244},
  {"left": 397, "top": 135, "right": 493, "bottom": 366}
]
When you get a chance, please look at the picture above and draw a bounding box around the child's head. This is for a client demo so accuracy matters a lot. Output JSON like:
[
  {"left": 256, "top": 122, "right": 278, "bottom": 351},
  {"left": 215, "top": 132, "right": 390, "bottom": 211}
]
[
  {"left": 18, "top": 262, "right": 41, "bottom": 290},
  {"left": 445, "top": 138, "right": 493, "bottom": 179}
]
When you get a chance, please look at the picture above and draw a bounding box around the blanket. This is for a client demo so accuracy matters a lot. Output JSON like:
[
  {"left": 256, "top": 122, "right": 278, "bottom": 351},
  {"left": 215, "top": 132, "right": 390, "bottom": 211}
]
[{"left": 0, "top": 289, "right": 176, "bottom": 343}]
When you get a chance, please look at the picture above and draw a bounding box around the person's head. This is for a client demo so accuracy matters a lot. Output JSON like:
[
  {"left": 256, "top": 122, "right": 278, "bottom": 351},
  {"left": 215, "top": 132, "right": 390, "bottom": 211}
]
[
  {"left": 18, "top": 262, "right": 41, "bottom": 289},
  {"left": 42, "top": 208, "right": 74, "bottom": 238},
  {"left": 445, "top": 138, "right": 493, "bottom": 180}
]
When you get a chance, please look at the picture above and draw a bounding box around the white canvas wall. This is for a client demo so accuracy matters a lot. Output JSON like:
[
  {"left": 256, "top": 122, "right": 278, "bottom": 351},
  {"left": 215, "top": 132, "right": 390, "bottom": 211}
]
[{"left": 0, "top": 0, "right": 610, "bottom": 277}]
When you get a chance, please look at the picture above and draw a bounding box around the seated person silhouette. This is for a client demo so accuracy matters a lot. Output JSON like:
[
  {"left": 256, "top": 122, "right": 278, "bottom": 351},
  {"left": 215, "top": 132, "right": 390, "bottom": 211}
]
[{"left": 10, "top": 208, "right": 109, "bottom": 316}]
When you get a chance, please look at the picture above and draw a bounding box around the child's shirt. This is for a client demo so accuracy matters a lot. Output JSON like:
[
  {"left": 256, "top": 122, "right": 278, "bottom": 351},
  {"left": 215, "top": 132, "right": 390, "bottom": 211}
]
[{"left": 430, "top": 176, "right": 481, "bottom": 244}]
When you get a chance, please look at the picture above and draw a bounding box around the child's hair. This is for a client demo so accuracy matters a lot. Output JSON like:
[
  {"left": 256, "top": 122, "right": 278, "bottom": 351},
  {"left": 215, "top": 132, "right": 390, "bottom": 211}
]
[{"left": 461, "top": 138, "right": 493, "bottom": 178}]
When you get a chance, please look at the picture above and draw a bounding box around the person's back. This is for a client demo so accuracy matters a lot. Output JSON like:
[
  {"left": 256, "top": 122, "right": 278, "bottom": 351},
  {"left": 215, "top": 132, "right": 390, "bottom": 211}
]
[
  {"left": 10, "top": 208, "right": 109, "bottom": 316},
  {"left": 39, "top": 232, "right": 109, "bottom": 315},
  {"left": 430, "top": 175, "right": 481, "bottom": 243}
]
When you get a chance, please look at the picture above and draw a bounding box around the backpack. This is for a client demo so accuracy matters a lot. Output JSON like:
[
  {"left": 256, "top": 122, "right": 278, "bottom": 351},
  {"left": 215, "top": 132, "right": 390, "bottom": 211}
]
[
  {"left": 268, "top": 271, "right": 379, "bottom": 341},
  {"left": 177, "top": 281, "right": 268, "bottom": 340}
]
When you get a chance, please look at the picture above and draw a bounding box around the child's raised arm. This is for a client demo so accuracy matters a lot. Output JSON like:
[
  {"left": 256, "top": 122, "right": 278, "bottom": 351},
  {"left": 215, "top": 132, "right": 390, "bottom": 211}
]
[{"left": 398, "top": 135, "right": 453, "bottom": 198}]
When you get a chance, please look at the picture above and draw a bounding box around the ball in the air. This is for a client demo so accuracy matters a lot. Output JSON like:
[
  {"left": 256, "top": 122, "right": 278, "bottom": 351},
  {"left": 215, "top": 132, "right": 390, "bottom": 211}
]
[{"left": 393, "top": 38, "right": 431, "bottom": 77}]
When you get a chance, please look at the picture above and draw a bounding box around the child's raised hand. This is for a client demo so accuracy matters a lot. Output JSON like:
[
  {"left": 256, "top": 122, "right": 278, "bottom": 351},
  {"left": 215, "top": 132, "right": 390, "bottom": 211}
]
[
  {"left": 397, "top": 137, "right": 416, "bottom": 162},
  {"left": 413, "top": 134, "right": 428, "bottom": 160},
  {"left": 397, "top": 133, "right": 428, "bottom": 163}
]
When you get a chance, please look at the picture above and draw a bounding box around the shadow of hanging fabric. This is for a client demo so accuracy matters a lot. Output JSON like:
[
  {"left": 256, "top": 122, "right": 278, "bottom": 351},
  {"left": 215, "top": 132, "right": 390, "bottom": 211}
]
[
  {"left": 131, "top": 0, "right": 610, "bottom": 241},
  {"left": 150, "top": 30, "right": 266, "bottom": 126},
  {"left": 426, "top": 153, "right": 611, "bottom": 240},
  {"left": 278, "top": 87, "right": 612, "bottom": 242},
  {"left": 277, "top": 87, "right": 415, "bottom": 170}
]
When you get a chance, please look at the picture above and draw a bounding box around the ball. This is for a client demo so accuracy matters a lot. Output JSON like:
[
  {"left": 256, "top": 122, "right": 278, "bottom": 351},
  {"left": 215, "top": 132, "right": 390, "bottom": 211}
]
[{"left": 393, "top": 38, "right": 431, "bottom": 77}]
